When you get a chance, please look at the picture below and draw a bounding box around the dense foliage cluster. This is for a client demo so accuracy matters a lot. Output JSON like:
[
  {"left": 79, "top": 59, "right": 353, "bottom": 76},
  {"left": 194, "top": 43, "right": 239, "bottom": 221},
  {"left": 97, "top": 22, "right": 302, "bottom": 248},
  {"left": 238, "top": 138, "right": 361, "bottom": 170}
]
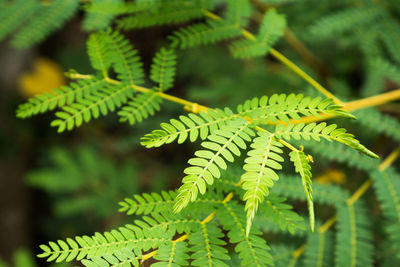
[{"left": 2, "top": 0, "right": 400, "bottom": 266}]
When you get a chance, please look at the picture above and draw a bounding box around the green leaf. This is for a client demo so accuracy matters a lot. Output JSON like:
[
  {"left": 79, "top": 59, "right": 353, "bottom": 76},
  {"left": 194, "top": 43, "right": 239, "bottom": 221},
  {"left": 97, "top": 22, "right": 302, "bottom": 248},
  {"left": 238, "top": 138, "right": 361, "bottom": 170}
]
[
  {"left": 104, "top": 29, "right": 145, "bottom": 85},
  {"left": 153, "top": 242, "right": 189, "bottom": 267},
  {"left": 141, "top": 108, "right": 237, "bottom": 148},
  {"left": 87, "top": 31, "right": 112, "bottom": 76},
  {"left": 169, "top": 20, "right": 242, "bottom": 49},
  {"left": 189, "top": 222, "right": 230, "bottom": 267},
  {"left": 289, "top": 150, "right": 314, "bottom": 232},
  {"left": 229, "top": 9, "right": 286, "bottom": 59},
  {"left": 371, "top": 168, "right": 400, "bottom": 258},
  {"left": 16, "top": 78, "right": 108, "bottom": 119},
  {"left": 150, "top": 47, "right": 177, "bottom": 91},
  {"left": 241, "top": 131, "right": 284, "bottom": 236},
  {"left": 225, "top": 0, "right": 252, "bottom": 26},
  {"left": 11, "top": 0, "right": 79, "bottom": 49},
  {"left": 219, "top": 201, "right": 273, "bottom": 266},
  {"left": 118, "top": 91, "right": 163, "bottom": 125},
  {"left": 335, "top": 201, "right": 373, "bottom": 267},
  {"left": 174, "top": 118, "right": 253, "bottom": 213},
  {"left": 51, "top": 84, "right": 133, "bottom": 133}
]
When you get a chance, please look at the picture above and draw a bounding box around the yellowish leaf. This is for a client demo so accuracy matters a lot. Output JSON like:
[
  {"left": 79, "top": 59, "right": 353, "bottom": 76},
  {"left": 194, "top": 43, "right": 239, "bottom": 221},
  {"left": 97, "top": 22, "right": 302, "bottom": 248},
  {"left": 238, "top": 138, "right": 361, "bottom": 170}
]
[
  {"left": 315, "top": 169, "right": 346, "bottom": 184},
  {"left": 19, "top": 58, "right": 65, "bottom": 98}
]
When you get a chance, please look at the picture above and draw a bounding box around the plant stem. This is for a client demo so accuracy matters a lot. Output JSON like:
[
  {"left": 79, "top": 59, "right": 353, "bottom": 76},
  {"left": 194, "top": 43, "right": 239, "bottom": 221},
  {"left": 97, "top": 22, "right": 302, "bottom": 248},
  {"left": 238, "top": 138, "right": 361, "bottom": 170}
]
[
  {"left": 345, "top": 89, "right": 400, "bottom": 112},
  {"left": 269, "top": 49, "right": 341, "bottom": 103},
  {"left": 251, "top": 0, "right": 326, "bottom": 77},
  {"left": 291, "top": 88, "right": 400, "bottom": 124},
  {"left": 69, "top": 73, "right": 209, "bottom": 113},
  {"left": 283, "top": 28, "right": 325, "bottom": 74},
  {"left": 346, "top": 180, "right": 373, "bottom": 206},
  {"left": 378, "top": 146, "right": 400, "bottom": 171},
  {"left": 318, "top": 216, "right": 337, "bottom": 234},
  {"left": 202, "top": 9, "right": 341, "bottom": 104}
]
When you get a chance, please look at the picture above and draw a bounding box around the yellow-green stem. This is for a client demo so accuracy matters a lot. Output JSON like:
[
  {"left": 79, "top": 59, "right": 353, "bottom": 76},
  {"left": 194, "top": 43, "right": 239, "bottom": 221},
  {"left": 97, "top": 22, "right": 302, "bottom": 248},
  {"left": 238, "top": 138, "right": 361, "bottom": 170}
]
[
  {"left": 202, "top": 10, "right": 341, "bottom": 104},
  {"left": 251, "top": 0, "right": 325, "bottom": 75},
  {"left": 378, "top": 146, "right": 400, "bottom": 171},
  {"left": 318, "top": 216, "right": 337, "bottom": 234},
  {"left": 346, "top": 180, "right": 372, "bottom": 206},
  {"left": 290, "top": 88, "right": 400, "bottom": 124},
  {"left": 69, "top": 73, "right": 209, "bottom": 113},
  {"left": 269, "top": 49, "right": 341, "bottom": 104}
]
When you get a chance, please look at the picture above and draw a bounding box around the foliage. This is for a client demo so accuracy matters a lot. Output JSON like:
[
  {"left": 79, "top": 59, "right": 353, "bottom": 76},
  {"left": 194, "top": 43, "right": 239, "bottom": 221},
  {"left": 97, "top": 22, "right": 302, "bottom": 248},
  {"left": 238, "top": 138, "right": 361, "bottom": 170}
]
[
  {"left": 335, "top": 201, "right": 373, "bottom": 267},
  {"left": 27, "top": 146, "right": 140, "bottom": 218},
  {"left": 4, "top": 0, "right": 79, "bottom": 49},
  {"left": 229, "top": 9, "right": 286, "bottom": 58},
  {"left": 371, "top": 168, "right": 400, "bottom": 259},
  {"left": 5, "top": 0, "right": 400, "bottom": 266}
]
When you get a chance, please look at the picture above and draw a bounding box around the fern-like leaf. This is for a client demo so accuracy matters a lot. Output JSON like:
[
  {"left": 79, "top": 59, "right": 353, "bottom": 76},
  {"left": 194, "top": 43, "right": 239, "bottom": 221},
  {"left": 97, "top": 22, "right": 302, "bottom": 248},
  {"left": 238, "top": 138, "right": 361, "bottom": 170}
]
[
  {"left": 371, "top": 167, "right": 400, "bottom": 258},
  {"left": 87, "top": 32, "right": 113, "bottom": 77},
  {"left": 141, "top": 108, "right": 237, "bottom": 148},
  {"left": 275, "top": 122, "right": 379, "bottom": 158},
  {"left": 241, "top": 131, "right": 284, "bottom": 235},
  {"left": 0, "top": 0, "right": 39, "bottom": 42},
  {"left": 379, "top": 18, "right": 400, "bottom": 64},
  {"left": 83, "top": 0, "right": 122, "bottom": 31},
  {"left": 225, "top": 0, "right": 252, "bottom": 27},
  {"left": 289, "top": 150, "right": 314, "bottom": 232},
  {"left": 259, "top": 194, "right": 305, "bottom": 234},
  {"left": 303, "top": 229, "right": 334, "bottom": 267},
  {"left": 11, "top": 0, "right": 79, "bottom": 49},
  {"left": 361, "top": 58, "right": 400, "bottom": 97},
  {"left": 118, "top": 190, "right": 177, "bottom": 215},
  {"left": 335, "top": 201, "right": 373, "bottom": 267},
  {"left": 84, "top": 0, "right": 181, "bottom": 15},
  {"left": 37, "top": 213, "right": 182, "bottom": 263},
  {"left": 105, "top": 30, "right": 145, "bottom": 85},
  {"left": 150, "top": 48, "right": 177, "bottom": 91},
  {"left": 50, "top": 84, "right": 133, "bottom": 132},
  {"left": 118, "top": 91, "right": 163, "bottom": 125},
  {"left": 189, "top": 222, "right": 230, "bottom": 266},
  {"left": 169, "top": 20, "right": 242, "bottom": 49},
  {"left": 354, "top": 108, "right": 400, "bottom": 143},
  {"left": 272, "top": 174, "right": 349, "bottom": 208},
  {"left": 16, "top": 78, "right": 108, "bottom": 119},
  {"left": 236, "top": 94, "right": 356, "bottom": 124},
  {"left": 270, "top": 245, "right": 297, "bottom": 267},
  {"left": 153, "top": 242, "right": 189, "bottom": 267},
  {"left": 142, "top": 94, "right": 363, "bottom": 149},
  {"left": 229, "top": 9, "right": 286, "bottom": 58},
  {"left": 174, "top": 118, "right": 254, "bottom": 213},
  {"left": 219, "top": 201, "right": 273, "bottom": 266},
  {"left": 301, "top": 140, "right": 379, "bottom": 172},
  {"left": 81, "top": 249, "right": 141, "bottom": 267},
  {"left": 309, "top": 6, "right": 383, "bottom": 39},
  {"left": 119, "top": 190, "right": 223, "bottom": 218},
  {"left": 117, "top": 5, "right": 205, "bottom": 30}
]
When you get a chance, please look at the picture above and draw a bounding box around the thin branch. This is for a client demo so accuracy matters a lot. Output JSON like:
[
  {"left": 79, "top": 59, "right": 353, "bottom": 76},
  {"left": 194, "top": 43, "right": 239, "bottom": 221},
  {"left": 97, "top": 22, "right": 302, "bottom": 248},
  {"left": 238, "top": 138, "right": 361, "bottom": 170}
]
[
  {"left": 68, "top": 73, "right": 209, "bottom": 113},
  {"left": 291, "top": 88, "right": 400, "bottom": 124},
  {"left": 251, "top": 0, "right": 327, "bottom": 78},
  {"left": 201, "top": 9, "right": 342, "bottom": 104}
]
